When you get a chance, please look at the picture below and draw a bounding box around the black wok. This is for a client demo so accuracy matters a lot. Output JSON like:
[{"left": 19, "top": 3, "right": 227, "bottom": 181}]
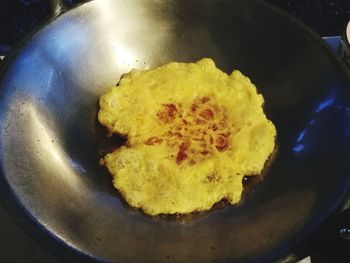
[{"left": 0, "top": 0, "right": 350, "bottom": 262}]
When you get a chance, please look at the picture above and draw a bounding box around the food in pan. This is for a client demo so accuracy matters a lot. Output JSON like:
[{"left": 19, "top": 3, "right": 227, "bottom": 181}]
[{"left": 98, "top": 58, "right": 276, "bottom": 216}]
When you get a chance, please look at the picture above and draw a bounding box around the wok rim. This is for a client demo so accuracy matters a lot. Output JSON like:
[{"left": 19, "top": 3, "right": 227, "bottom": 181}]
[{"left": 0, "top": 0, "right": 349, "bottom": 262}]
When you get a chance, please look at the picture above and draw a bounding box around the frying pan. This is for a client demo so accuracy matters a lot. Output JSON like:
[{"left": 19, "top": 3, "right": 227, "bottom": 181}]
[{"left": 1, "top": 0, "right": 350, "bottom": 262}]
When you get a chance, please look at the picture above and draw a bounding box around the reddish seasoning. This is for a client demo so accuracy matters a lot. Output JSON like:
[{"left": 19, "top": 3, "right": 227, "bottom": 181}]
[
  {"left": 157, "top": 112, "right": 167, "bottom": 122},
  {"left": 144, "top": 136, "right": 163, "bottom": 145},
  {"left": 179, "top": 141, "right": 190, "bottom": 151},
  {"left": 199, "top": 109, "right": 214, "bottom": 120},
  {"left": 200, "top": 96, "right": 210, "bottom": 104},
  {"left": 165, "top": 104, "right": 177, "bottom": 118},
  {"left": 176, "top": 142, "right": 190, "bottom": 164},
  {"left": 157, "top": 103, "right": 177, "bottom": 123},
  {"left": 195, "top": 118, "right": 207, "bottom": 125},
  {"left": 176, "top": 150, "right": 188, "bottom": 164},
  {"left": 191, "top": 103, "right": 198, "bottom": 112},
  {"left": 210, "top": 136, "right": 214, "bottom": 144},
  {"left": 215, "top": 134, "right": 228, "bottom": 151},
  {"left": 151, "top": 95, "right": 231, "bottom": 164},
  {"left": 182, "top": 119, "right": 189, "bottom": 125}
]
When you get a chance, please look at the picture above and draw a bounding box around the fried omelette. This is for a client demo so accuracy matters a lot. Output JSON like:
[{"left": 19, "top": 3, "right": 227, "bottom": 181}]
[{"left": 98, "top": 58, "right": 276, "bottom": 216}]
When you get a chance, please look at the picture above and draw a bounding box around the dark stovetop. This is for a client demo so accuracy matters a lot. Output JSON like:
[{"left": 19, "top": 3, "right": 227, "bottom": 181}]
[{"left": 0, "top": 1, "right": 349, "bottom": 263}]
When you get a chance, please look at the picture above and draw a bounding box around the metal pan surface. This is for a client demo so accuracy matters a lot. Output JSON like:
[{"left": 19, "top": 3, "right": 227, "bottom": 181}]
[{"left": 1, "top": 0, "right": 350, "bottom": 262}]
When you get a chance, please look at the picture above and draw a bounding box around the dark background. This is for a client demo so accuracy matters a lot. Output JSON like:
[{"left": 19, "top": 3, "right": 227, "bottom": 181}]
[
  {"left": 0, "top": 0, "right": 349, "bottom": 52},
  {"left": 0, "top": 0, "right": 349, "bottom": 263}
]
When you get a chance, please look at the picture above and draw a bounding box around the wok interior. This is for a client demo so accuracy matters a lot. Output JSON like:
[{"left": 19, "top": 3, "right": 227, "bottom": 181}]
[{"left": 1, "top": 0, "right": 350, "bottom": 262}]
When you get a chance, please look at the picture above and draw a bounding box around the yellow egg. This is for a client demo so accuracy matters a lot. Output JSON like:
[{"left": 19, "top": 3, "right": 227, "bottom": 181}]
[{"left": 98, "top": 58, "right": 276, "bottom": 216}]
